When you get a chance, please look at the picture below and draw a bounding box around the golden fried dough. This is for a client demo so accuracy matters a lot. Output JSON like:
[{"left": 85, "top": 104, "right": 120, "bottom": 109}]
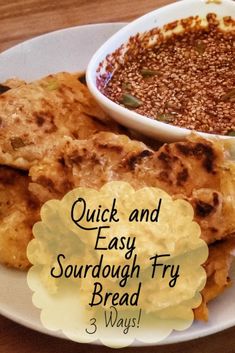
[
  {"left": 29, "top": 132, "right": 235, "bottom": 244},
  {"left": 0, "top": 72, "right": 122, "bottom": 170},
  {"left": 1, "top": 78, "right": 26, "bottom": 90},
  {"left": 195, "top": 237, "right": 235, "bottom": 320},
  {"left": 0, "top": 166, "right": 40, "bottom": 269},
  {"left": 0, "top": 71, "right": 234, "bottom": 321}
]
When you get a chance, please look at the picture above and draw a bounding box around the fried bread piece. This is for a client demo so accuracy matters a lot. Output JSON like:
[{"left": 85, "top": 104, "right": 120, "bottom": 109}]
[
  {"left": 29, "top": 132, "right": 235, "bottom": 245},
  {"left": 0, "top": 72, "right": 122, "bottom": 170},
  {"left": 194, "top": 236, "right": 235, "bottom": 320},
  {"left": 28, "top": 132, "right": 235, "bottom": 317},
  {"left": 1, "top": 78, "right": 26, "bottom": 90},
  {"left": 0, "top": 166, "right": 40, "bottom": 269}
]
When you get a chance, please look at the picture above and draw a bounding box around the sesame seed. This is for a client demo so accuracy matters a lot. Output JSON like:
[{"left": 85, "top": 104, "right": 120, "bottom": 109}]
[{"left": 99, "top": 13, "right": 235, "bottom": 136}]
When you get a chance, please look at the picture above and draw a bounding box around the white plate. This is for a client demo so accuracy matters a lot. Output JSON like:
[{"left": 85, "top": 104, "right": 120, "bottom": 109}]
[{"left": 0, "top": 23, "right": 234, "bottom": 346}]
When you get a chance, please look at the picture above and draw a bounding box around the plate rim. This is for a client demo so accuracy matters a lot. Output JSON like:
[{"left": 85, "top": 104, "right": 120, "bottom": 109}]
[
  {"left": 0, "top": 22, "right": 127, "bottom": 56},
  {"left": 0, "top": 22, "right": 234, "bottom": 347}
]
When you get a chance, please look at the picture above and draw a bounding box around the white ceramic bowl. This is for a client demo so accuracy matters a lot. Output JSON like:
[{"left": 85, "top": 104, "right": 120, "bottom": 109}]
[{"left": 87, "top": 0, "right": 235, "bottom": 142}]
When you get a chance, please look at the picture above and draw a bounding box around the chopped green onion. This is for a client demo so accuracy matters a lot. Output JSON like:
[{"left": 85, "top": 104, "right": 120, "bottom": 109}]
[
  {"left": 120, "top": 93, "right": 142, "bottom": 109},
  {"left": 156, "top": 113, "right": 174, "bottom": 122},
  {"left": 222, "top": 88, "right": 235, "bottom": 102},
  {"left": 194, "top": 40, "right": 206, "bottom": 54},
  {"left": 47, "top": 81, "right": 59, "bottom": 91},
  {"left": 140, "top": 68, "right": 160, "bottom": 77}
]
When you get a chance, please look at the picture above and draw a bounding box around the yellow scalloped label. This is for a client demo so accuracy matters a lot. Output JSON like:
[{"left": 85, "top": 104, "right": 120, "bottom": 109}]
[{"left": 27, "top": 181, "right": 208, "bottom": 348}]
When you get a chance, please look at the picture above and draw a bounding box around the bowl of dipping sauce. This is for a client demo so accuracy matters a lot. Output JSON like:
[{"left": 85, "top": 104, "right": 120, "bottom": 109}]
[{"left": 86, "top": 0, "right": 235, "bottom": 142}]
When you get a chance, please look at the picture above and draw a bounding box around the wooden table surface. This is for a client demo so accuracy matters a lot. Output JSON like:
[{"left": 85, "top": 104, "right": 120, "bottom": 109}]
[{"left": 0, "top": 0, "right": 234, "bottom": 352}]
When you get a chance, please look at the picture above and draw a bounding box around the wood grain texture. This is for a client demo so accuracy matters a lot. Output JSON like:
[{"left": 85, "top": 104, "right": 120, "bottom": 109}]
[
  {"left": 0, "top": 314, "right": 235, "bottom": 353},
  {"left": 0, "top": 0, "right": 234, "bottom": 352},
  {"left": 0, "top": 0, "right": 174, "bottom": 52}
]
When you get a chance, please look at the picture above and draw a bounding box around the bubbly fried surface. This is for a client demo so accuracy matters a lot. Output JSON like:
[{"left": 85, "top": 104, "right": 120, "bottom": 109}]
[
  {"left": 0, "top": 166, "right": 40, "bottom": 269},
  {"left": 0, "top": 72, "right": 122, "bottom": 170},
  {"left": 0, "top": 71, "right": 234, "bottom": 320},
  {"left": 29, "top": 132, "right": 235, "bottom": 245},
  {"left": 194, "top": 236, "right": 235, "bottom": 320}
]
